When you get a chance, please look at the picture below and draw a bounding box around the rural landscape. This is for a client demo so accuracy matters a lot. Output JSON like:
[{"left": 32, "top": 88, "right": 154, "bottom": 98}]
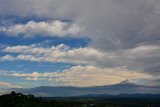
[{"left": 1, "top": 91, "right": 160, "bottom": 107}]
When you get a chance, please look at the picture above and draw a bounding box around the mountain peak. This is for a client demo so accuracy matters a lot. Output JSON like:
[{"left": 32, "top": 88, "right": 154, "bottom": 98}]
[{"left": 120, "top": 79, "right": 130, "bottom": 84}]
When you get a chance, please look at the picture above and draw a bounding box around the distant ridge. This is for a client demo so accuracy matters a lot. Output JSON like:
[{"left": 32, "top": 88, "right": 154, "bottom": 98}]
[{"left": 12, "top": 82, "right": 160, "bottom": 97}]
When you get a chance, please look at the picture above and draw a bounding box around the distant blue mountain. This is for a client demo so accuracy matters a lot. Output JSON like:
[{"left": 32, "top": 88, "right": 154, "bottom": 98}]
[{"left": 14, "top": 83, "right": 160, "bottom": 97}]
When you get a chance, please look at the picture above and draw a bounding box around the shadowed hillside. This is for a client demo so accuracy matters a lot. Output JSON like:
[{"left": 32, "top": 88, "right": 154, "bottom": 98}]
[{"left": 0, "top": 91, "right": 160, "bottom": 107}]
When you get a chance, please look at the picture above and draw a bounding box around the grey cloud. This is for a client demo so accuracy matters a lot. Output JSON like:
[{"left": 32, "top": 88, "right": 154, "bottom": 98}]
[{"left": 0, "top": 0, "right": 159, "bottom": 50}]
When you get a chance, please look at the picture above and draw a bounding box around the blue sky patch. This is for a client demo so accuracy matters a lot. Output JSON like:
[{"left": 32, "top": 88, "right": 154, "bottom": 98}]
[{"left": 0, "top": 60, "right": 75, "bottom": 73}]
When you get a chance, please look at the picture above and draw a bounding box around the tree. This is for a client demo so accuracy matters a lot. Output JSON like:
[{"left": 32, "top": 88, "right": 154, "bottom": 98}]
[{"left": 10, "top": 91, "right": 17, "bottom": 96}]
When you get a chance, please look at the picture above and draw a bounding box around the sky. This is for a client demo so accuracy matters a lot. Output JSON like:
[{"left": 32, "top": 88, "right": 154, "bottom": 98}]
[{"left": 0, "top": 0, "right": 160, "bottom": 91}]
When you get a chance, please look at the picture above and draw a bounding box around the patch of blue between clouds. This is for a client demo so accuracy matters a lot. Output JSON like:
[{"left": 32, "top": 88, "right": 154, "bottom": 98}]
[
  {"left": 0, "top": 15, "right": 52, "bottom": 25},
  {"left": 0, "top": 75, "right": 51, "bottom": 88},
  {"left": 0, "top": 15, "right": 73, "bottom": 25},
  {"left": 0, "top": 32, "right": 91, "bottom": 48},
  {"left": 0, "top": 60, "right": 76, "bottom": 73},
  {"left": 0, "top": 76, "right": 22, "bottom": 85}
]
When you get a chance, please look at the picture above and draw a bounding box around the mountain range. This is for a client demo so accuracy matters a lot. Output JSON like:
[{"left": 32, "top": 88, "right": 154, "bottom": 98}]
[{"left": 13, "top": 83, "right": 160, "bottom": 97}]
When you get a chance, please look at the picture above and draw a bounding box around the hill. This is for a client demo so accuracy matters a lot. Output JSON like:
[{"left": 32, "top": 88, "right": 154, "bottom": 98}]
[{"left": 14, "top": 83, "right": 160, "bottom": 97}]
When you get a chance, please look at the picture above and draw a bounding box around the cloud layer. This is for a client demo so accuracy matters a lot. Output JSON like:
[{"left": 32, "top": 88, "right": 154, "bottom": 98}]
[
  {"left": 0, "top": 82, "right": 21, "bottom": 88},
  {"left": 1, "top": 65, "right": 152, "bottom": 87},
  {"left": 0, "top": 20, "right": 81, "bottom": 37},
  {"left": 1, "top": 44, "right": 160, "bottom": 75},
  {"left": 1, "top": 44, "right": 108, "bottom": 66}
]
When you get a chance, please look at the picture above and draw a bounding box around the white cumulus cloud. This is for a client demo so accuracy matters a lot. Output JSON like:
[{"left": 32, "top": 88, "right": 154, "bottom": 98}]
[
  {"left": 9, "top": 65, "right": 152, "bottom": 87},
  {"left": 2, "top": 44, "right": 110, "bottom": 66},
  {"left": 0, "top": 20, "right": 81, "bottom": 37}
]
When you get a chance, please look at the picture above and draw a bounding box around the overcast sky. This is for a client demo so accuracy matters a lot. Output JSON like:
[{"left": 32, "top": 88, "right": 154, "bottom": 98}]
[{"left": 0, "top": 0, "right": 160, "bottom": 91}]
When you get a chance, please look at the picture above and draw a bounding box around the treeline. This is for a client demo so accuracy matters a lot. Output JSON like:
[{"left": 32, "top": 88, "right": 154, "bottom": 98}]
[
  {"left": 0, "top": 91, "right": 160, "bottom": 107},
  {"left": 0, "top": 91, "right": 91, "bottom": 107}
]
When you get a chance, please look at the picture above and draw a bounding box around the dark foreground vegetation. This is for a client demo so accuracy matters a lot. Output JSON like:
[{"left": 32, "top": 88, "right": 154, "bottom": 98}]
[{"left": 0, "top": 91, "right": 160, "bottom": 107}]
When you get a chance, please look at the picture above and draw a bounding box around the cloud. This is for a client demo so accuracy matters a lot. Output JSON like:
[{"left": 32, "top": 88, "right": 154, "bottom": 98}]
[
  {"left": 0, "top": 0, "right": 160, "bottom": 81},
  {"left": 0, "top": 82, "right": 21, "bottom": 88},
  {"left": 0, "top": 20, "right": 81, "bottom": 37},
  {"left": 0, "top": 0, "right": 160, "bottom": 50},
  {"left": 2, "top": 44, "right": 160, "bottom": 75},
  {"left": 7, "top": 65, "right": 152, "bottom": 87},
  {"left": 2, "top": 44, "right": 110, "bottom": 66},
  {"left": 150, "top": 78, "right": 160, "bottom": 86},
  {"left": 124, "top": 45, "right": 160, "bottom": 74},
  {"left": 12, "top": 72, "right": 41, "bottom": 81},
  {"left": 128, "top": 45, "right": 160, "bottom": 54},
  {"left": 0, "top": 55, "right": 15, "bottom": 61}
]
